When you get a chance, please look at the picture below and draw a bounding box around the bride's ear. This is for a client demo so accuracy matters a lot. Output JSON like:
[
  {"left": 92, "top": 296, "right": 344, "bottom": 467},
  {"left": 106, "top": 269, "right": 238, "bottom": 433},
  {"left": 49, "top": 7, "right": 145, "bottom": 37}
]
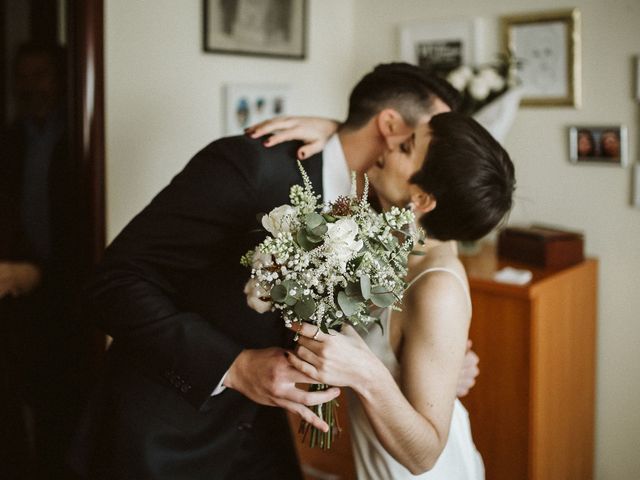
[{"left": 410, "top": 187, "right": 437, "bottom": 214}]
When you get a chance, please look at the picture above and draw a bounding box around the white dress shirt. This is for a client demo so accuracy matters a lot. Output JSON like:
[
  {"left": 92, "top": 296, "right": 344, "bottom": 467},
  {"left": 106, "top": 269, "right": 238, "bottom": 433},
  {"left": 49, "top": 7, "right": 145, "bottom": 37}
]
[{"left": 212, "top": 134, "right": 352, "bottom": 396}]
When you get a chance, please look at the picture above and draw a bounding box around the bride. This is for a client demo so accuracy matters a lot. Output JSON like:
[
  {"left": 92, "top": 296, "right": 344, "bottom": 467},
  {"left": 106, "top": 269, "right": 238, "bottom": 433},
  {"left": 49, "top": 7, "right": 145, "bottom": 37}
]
[{"left": 248, "top": 112, "right": 515, "bottom": 479}]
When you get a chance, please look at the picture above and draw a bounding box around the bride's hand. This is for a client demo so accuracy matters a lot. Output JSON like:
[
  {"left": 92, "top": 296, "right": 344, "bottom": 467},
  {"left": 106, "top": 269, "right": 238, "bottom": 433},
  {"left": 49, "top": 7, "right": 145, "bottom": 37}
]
[
  {"left": 245, "top": 116, "right": 339, "bottom": 159},
  {"left": 286, "top": 322, "right": 387, "bottom": 392}
]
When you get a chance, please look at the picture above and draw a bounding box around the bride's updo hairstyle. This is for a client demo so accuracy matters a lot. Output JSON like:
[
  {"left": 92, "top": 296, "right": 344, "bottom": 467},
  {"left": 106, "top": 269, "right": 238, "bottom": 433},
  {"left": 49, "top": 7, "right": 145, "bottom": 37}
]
[
  {"left": 342, "top": 62, "right": 461, "bottom": 130},
  {"left": 410, "top": 112, "right": 515, "bottom": 242}
]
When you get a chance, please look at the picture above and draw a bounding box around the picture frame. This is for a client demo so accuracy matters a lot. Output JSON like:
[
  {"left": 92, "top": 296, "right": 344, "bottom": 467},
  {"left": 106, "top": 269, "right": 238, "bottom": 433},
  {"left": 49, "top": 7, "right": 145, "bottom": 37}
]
[
  {"left": 203, "top": 0, "right": 307, "bottom": 59},
  {"left": 224, "top": 83, "right": 290, "bottom": 135},
  {"left": 503, "top": 9, "right": 581, "bottom": 107},
  {"left": 568, "top": 125, "right": 628, "bottom": 166},
  {"left": 399, "top": 17, "right": 483, "bottom": 76}
]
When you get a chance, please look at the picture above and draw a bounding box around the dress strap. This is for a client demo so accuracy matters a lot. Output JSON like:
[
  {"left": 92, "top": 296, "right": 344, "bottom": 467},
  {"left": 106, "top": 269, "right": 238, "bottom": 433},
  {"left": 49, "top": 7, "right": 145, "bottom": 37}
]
[{"left": 406, "top": 267, "right": 472, "bottom": 311}]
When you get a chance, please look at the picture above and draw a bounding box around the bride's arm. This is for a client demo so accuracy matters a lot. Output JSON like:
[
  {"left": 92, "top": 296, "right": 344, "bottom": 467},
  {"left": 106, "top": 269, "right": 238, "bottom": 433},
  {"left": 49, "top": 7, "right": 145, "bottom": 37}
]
[
  {"left": 288, "top": 272, "right": 470, "bottom": 474},
  {"left": 245, "top": 116, "right": 339, "bottom": 159}
]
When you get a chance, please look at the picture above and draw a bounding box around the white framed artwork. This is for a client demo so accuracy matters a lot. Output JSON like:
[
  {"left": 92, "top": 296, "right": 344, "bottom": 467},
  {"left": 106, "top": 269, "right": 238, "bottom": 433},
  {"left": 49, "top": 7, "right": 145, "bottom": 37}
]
[
  {"left": 398, "top": 17, "right": 484, "bottom": 74},
  {"left": 224, "top": 84, "right": 290, "bottom": 135}
]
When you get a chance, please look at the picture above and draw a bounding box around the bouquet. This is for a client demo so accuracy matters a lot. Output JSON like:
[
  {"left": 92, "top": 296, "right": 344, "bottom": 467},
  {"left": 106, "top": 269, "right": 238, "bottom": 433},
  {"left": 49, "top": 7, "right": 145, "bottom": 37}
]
[
  {"left": 241, "top": 162, "right": 420, "bottom": 449},
  {"left": 444, "top": 53, "right": 519, "bottom": 115}
]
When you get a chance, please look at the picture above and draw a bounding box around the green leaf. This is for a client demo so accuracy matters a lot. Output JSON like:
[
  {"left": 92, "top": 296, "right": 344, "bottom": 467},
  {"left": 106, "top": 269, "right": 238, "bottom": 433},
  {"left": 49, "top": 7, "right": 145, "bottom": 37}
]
[
  {"left": 322, "top": 214, "right": 337, "bottom": 223},
  {"left": 296, "top": 230, "right": 316, "bottom": 251},
  {"left": 294, "top": 297, "right": 316, "bottom": 320},
  {"left": 410, "top": 250, "right": 426, "bottom": 256},
  {"left": 270, "top": 284, "right": 287, "bottom": 303},
  {"left": 284, "top": 295, "right": 298, "bottom": 306},
  {"left": 360, "top": 274, "right": 371, "bottom": 299},
  {"left": 337, "top": 291, "right": 360, "bottom": 316},
  {"left": 305, "top": 212, "right": 325, "bottom": 230},
  {"left": 370, "top": 285, "right": 396, "bottom": 308},
  {"left": 309, "top": 223, "right": 328, "bottom": 237},
  {"left": 345, "top": 281, "right": 361, "bottom": 298}
]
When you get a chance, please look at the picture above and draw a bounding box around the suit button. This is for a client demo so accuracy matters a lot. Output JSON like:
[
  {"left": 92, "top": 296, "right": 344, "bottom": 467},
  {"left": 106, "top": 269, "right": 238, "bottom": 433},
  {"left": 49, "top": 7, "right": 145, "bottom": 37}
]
[{"left": 237, "top": 422, "right": 253, "bottom": 431}]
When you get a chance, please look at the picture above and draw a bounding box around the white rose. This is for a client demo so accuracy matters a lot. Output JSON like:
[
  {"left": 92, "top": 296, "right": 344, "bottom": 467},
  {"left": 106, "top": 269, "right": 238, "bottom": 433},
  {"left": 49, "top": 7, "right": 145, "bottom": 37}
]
[
  {"left": 325, "top": 218, "right": 363, "bottom": 262},
  {"left": 446, "top": 65, "right": 473, "bottom": 91},
  {"left": 478, "top": 67, "right": 505, "bottom": 91},
  {"left": 252, "top": 251, "right": 273, "bottom": 269},
  {"left": 243, "top": 278, "right": 272, "bottom": 314},
  {"left": 261, "top": 205, "right": 297, "bottom": 236},
  {"left": 469, "top": 75, "right": 490, "bottom": 101}
]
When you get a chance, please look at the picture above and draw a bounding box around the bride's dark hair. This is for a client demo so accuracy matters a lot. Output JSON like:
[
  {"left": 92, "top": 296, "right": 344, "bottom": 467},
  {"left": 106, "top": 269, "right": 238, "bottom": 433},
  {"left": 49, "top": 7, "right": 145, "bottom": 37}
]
[{"left": 410, "top": 112, "right": 515, "bottom": 241}]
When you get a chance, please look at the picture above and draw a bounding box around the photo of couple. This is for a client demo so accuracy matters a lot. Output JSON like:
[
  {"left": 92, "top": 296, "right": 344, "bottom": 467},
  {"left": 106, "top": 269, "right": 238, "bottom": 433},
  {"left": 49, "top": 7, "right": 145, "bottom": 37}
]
[{"left": 67, "top": 62, "right": 515, "bottom": 479}]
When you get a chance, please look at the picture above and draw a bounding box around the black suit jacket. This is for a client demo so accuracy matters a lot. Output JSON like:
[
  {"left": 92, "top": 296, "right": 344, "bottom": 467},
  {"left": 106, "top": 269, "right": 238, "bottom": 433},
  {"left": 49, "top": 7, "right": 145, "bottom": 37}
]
[{"left": 71, "top": 135, "right": 324, "bottom": 479}]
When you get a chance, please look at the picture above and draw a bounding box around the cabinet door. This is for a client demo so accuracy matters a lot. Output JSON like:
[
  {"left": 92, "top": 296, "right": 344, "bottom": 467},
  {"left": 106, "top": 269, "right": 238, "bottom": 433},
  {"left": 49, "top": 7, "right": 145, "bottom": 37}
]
[{"left": 462, "top": 292, "right": 531, "bottom": 480}]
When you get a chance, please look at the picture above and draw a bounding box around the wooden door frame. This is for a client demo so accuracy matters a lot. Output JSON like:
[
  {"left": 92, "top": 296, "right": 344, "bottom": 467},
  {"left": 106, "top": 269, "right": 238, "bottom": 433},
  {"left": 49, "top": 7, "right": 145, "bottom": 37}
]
[{"left": 68, "top": 0, "right": 105, "bottom": 264}]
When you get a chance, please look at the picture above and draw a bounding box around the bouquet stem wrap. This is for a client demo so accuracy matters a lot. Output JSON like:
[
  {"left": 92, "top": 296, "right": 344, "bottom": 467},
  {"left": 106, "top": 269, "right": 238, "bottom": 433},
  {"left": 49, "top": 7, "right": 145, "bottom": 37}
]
[{"left": 299, "top": 384, "right": 341, "bottom": 450}]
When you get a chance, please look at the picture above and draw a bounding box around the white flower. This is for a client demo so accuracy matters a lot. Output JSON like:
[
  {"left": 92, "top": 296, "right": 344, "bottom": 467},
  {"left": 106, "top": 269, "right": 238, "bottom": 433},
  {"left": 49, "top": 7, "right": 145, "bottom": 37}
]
[
  {"left": 252, "top": 251, "right": 273, "bottom": 269},
  {"left": 261, "top": 205, "right": 297, "bottom": 236},
  {"left": 469, "top": 75, "right": 490, "bottom": 101},
  {"left": 243, "top": 278, "right": 272, "bottom": 314},
  {"left": 478, "top": 67, "right": 505, "bottom": 92},
  {"left": 447, "top": 65, "right": 473, "bottom": 91},
  {"left": 325, "top": 218, "right": 363, "bottom": 263}
]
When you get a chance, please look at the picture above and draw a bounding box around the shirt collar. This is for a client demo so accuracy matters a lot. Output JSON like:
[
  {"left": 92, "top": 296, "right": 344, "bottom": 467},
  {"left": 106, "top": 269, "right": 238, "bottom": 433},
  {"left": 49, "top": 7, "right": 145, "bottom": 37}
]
[{"left": 322, "top": 134, "right": 352, "bottom": 203}]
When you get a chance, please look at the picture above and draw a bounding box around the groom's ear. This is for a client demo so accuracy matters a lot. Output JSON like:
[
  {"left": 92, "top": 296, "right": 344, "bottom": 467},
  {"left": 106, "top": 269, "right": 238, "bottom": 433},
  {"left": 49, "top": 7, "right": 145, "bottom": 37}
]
[
  {"left": 410, "top": 187, "right": 437, "bottom": 215},
  {"left": 376, "top": 109, "right": 412, "bottom": 150}
]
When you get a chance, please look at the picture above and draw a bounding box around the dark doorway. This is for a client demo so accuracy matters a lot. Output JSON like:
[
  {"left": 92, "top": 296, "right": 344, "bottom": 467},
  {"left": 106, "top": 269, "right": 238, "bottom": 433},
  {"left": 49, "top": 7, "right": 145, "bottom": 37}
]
[{"left": 1, "top": 0, "right": 105, "bottom": 478}]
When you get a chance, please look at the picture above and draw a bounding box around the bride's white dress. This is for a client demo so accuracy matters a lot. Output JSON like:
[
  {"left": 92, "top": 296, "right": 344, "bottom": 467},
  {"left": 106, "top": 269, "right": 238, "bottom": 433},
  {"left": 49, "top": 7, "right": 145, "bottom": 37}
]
[{"left": 347, "top": 267, "right": 485, "bottom": 479}]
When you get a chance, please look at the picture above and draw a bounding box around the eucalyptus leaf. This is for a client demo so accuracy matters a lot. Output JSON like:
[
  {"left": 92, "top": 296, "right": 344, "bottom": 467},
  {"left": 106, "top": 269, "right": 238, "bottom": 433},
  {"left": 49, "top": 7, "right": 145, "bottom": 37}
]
[
  {"left": 370, "top": 292, "right": 396, "bottom": 308},
  {"left": 410, "top": 250, "right": 426, "bottom": 256},
  {"left": 305, "top": 212, "right": 325, "bottom": 230},
  {"left": 294, "top": 297, "right": 316, "bottom": 320},
  {"left": 360, "top": 274, "right": 371, "bottom": 299},
  {"left": 270, "top": 284, "right": 287, "bottom": 303},
  {"left": 370, "top": 285, "right": 395, "bottom": 308},
  {"left": 322, "top": 214, "right": 337, "bottom": 223},
  {"left": 337, "top": 291, "right": 360, "bottom": 316},
  {"left": 284, "top": 295, "right": 298, "bottom": 306},
  {"left": 296, "top": 230, "right": 315, "bottom": 251},
  {"left": 309, "top": 223, "right": 328, "bottom": 237}
]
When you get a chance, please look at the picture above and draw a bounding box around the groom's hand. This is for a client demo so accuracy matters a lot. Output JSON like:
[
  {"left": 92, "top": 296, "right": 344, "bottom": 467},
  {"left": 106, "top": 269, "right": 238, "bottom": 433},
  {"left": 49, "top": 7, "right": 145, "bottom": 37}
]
[{"left": 224, "top": 347, "right": 340, "bottom": 432}]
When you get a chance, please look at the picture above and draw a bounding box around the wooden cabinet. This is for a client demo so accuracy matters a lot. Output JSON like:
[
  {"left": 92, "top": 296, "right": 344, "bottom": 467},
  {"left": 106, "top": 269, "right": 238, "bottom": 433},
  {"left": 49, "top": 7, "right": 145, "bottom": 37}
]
[
  {"left": 291, "top": 245, "right": 597, "bottom": 480},
  {"left": 460, "top": 245, "right": 597, "bottom": 480}
]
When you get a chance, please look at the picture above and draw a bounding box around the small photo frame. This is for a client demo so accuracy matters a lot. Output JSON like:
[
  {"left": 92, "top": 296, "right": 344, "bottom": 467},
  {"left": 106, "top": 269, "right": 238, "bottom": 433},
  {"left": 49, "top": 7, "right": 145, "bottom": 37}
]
[
  {"left": 503, "top": 9, "right": 581, "bottom": 107},
  {"left": 224, "top": 84, "right": 290, "bottom": 135},
  {"left": 203, "top": 0, "right": 307, "bottom": 59},
  {"left": 568, "top": 126, "right": 628, "bottom": 166},
  {"left": 399, "top": 17, "right": 482, "bottom": 76}
]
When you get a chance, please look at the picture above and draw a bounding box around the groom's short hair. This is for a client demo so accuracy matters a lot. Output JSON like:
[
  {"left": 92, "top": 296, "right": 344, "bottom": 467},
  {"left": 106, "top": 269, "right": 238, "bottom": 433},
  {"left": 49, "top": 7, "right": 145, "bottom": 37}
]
[
  {"left": 410, "top": 112, "right": 515, "bottom": 241},
  {"left": 343, "top": 62, "right": 461, "bottom": 130}
]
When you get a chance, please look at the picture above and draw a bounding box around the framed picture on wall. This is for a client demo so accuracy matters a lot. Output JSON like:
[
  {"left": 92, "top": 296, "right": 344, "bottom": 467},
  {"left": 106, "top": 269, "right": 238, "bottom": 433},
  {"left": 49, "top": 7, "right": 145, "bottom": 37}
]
[
  {"left": 224, "top": 83, "right": 290, "bottom": 135},
  {"left": 503, "top": 9, "right": 581, "bottom": 107},
  {"left": 203, "top": 0, "right": 307, "bottom": 59},
  {"left": 399, "top": 17, "right": 483, "bottom": 76},
  {"left": 568, "top": 125, "right": 628, "bottom": 166}
]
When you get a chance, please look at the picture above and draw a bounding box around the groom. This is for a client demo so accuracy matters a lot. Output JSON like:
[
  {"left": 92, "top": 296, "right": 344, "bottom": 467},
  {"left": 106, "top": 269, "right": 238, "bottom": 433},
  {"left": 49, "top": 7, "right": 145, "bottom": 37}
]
[{"left": 70, "top": 63, "right": 459, "bottom": 479}]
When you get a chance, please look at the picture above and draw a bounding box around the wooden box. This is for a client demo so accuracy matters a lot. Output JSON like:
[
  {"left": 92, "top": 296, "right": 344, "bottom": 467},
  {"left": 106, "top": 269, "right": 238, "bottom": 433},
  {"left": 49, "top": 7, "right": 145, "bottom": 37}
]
[{"left": 497, "top": 225, "right": 584, "bottom": 269}]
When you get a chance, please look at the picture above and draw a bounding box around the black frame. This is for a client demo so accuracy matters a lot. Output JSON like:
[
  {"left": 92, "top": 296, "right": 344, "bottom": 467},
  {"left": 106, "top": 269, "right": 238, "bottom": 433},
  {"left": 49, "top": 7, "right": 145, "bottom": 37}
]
[{"left": 203, "top": 0, "right": 307, "bottom": 60}]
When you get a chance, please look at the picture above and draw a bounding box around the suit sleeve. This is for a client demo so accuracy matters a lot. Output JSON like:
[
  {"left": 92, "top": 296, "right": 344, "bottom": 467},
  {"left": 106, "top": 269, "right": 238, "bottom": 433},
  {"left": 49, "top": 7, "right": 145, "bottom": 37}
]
[{"left": 88, "top": 140, "right": 262, "bottom": 409}]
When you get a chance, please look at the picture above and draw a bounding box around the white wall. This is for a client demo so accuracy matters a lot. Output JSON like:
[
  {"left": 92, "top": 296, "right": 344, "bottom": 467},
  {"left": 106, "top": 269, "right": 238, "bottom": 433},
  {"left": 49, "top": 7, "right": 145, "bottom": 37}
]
[
  {"left": 105, "top": 0, "right": 356, "bottom": 237},
  {"left": 349, "top": 1, "right": 639, "bottom": 479},
  {"left": 105, "top": 1, "right": 639, "bottom": 478}
]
